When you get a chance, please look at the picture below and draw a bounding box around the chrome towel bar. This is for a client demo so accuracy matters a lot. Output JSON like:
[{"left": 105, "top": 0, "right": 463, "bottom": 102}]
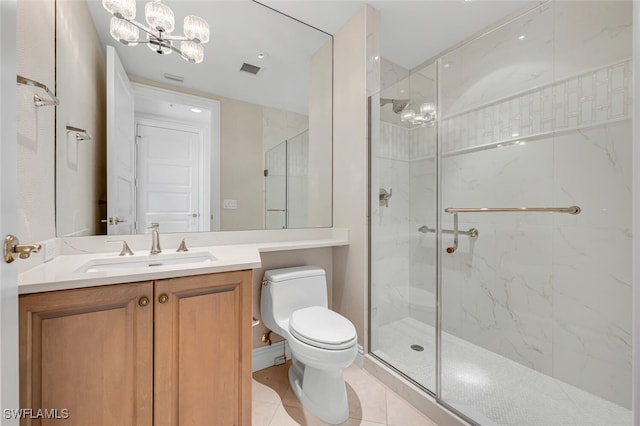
[
  {"left": 444, "top": 206, "right": 581, "bottom": 215},
  {"left": 66, "top": 125, "right": 93, "bottom": 141},
  {"left": 17, "top": 75, "right": 59, "bottom": 107},
  {"left": 443, "top": 205, "right": 581, "bottom": 253}
]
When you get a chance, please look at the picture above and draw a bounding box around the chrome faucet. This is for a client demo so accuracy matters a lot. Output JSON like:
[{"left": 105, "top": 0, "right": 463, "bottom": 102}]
[{"left": 149, "top": 223, "right": 162, "bottom": 254}]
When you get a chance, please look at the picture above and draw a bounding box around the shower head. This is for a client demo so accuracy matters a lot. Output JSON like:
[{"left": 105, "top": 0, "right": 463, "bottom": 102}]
[{"left": 380, "top": 98, "right": 410, "bottom": 114}]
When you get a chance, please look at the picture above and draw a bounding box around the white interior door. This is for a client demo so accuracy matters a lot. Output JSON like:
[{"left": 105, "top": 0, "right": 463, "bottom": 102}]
[
  {"left": 106, "top": 45, "right": 135, "bottom": 235},
  {"left": 1, "top": 0, "right": 20, "bottom": 418},
  {"left": 136, "top": 122, "right": 201, "bottom": 233}
]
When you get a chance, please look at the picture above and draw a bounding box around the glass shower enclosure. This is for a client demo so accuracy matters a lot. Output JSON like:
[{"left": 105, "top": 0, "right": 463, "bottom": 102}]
[
  {"left": 265, "top": 130, "right": 309, "bottom": 229},
  {"left": 369, "top": 1, "right": 632, "bottom": 424}
]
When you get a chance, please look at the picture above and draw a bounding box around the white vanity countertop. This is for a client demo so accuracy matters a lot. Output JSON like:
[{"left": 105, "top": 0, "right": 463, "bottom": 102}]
[
  {"left": 18, "top": 230, "right": 349, "bottom": 294},
  {"left": 18, "top": 245, "right": 262, "bottom": 294}
]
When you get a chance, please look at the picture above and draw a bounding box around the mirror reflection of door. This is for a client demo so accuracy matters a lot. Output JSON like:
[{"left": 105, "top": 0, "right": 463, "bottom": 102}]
[
  {"left": 136, "top": 122, "right": 203, "bottom": 233},
  {"left": 106, "top": 45, "right": 135, "bottom": 235},
  {"left": 106, "top": 46, "right": 219, "bottom": 235}
]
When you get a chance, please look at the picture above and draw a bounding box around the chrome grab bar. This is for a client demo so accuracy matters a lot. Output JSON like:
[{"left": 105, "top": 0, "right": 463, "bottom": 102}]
[
  {"left": 418, "top": 225, "right": 478, "bottom": 238},
  {"left": 444, "top": 206, "right": 581, "bottom": 215}
]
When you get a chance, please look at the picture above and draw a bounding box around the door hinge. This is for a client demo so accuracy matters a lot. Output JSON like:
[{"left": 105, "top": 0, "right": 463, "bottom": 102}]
[{"left": 264, "top": 169, "right": 268, "bottom": 177}]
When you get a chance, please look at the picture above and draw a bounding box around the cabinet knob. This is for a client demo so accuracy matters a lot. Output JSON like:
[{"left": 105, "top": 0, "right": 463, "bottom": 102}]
[
  {"left": 138, "top": 296, "right": 150, "bottom": 307},
  {"left": 158, "top": 293, "right": 169, "bottom": 304}
]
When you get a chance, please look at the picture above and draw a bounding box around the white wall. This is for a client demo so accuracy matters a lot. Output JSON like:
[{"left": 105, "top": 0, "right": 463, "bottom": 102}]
[
  {"left": 333, "top": 5, "right": 379, "bottom": 347},
  {"left": 308, "top": 40, "right": 333, "bottom": 228},
  {"left": 16, "top": 0, "right": 55, "bottom": 244}
]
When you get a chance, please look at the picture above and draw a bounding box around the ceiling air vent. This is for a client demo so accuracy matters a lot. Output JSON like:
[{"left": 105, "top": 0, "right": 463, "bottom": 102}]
[
  {"left": 240, "top": 63, "right": 261, "bottom": 75},
  {"left": 163, "top": 72, "right": 184, "bottom": 82}
]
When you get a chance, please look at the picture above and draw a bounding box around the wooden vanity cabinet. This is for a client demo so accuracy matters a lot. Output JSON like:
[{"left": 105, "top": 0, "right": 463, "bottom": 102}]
[{"left": 19, "top": 270, "right": 252, "bottom": 426}]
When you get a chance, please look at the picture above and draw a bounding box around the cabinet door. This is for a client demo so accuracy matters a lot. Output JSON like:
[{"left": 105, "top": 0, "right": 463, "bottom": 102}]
[
  {"left": 19, "top": 282, "right": 153, "bottom": 426},
  {"left": 154, "top": 270, "right": 252, "bottom": 426}
]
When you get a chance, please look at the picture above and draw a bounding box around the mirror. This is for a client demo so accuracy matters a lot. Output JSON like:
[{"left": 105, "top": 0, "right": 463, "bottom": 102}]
[{"left": 55, "top": 0, "right": 333, "bottom": 237}]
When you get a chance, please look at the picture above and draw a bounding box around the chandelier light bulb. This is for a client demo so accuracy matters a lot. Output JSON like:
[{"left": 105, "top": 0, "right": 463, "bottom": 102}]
[
  {"left": 145, "top": 0, "right": 175, "bottom": 33},
  {"left": 110, "top": 17, "right": 139, "bottom": 45},
  {"left": 180, "top": 41, "right": 204, "bottom": 63},
  {"left": 401, "top": 109, "right": 416, "bottom": 122},
  {"left": 184, "top": 15, "right": 210, "bottom": 43},
  {"left": 102, "top": 0, "right": 136, "bottom": 20},
  {"left": 420, "top": 102, "right": 435, "bottom": 115}
]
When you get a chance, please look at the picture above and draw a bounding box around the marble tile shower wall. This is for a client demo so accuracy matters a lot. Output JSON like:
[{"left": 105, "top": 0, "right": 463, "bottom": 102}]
[
  {"left": 373, "top": 123, "right": 437, "bottom": 332},
  {"left": 370, "top": 124, "right": 412, "bottom": 333},
  {"left": 437, "top": 0, "right": 632, "bottom": 410},
  {"left": 439, "top": 59, "right": 631, "bottom": 153},
  {"left": 378, "top": 122, "right": 436, "bottom": 161}
]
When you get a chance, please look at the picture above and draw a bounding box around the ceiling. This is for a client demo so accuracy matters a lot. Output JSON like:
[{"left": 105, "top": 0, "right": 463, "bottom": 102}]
[
  {"left": 262, "top": 0, "right": 533, "bottom": 70},
  {"left": 85, "top": 0, "right": 532, "bottom": 114}
]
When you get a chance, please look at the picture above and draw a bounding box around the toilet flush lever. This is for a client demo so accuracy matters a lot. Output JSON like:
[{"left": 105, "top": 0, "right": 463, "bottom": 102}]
[{"left": 4, "top": 235, "right": 42, "bottom": 263}]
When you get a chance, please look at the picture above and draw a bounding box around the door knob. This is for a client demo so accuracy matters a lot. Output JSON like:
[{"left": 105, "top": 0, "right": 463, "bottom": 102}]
[
  {"left": 101, "top": 217, "right": 126, "bottom": 225},
  {"left": 4, "top": 235, "right": 42, "bottom": 263},
  {"left": 138, "top": 296, "right": 150, "bottom": 307},
  {"left": 158, "top": 294, "right": 169, "bottom": 304}
]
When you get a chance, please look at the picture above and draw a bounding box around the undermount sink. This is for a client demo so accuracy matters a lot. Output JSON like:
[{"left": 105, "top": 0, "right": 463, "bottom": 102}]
[{"left": 76, "top": 252, "right": 217, "bottom": 273}]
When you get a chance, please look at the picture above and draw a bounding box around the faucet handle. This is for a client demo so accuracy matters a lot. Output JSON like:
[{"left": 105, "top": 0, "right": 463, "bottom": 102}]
[
  {"left": 176, "top": 238, "right": 189, "bottom": 252},
  {"left": 119, "top": 241, "right": 134, "bottom": 256},
  {"left": 149, "top": 222, "right": 159, "bottom": 230}
]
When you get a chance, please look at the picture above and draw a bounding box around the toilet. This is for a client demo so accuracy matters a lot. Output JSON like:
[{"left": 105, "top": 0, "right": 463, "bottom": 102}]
[{"left": 261, "top": 266, "right": 357, "bottom": 425}]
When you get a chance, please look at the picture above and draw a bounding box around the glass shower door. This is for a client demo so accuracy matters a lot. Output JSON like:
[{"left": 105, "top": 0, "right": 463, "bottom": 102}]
[
  {"left": 437, "top": 2, "right": 632, "bottom": 424},
  {"left": 370, "top": 63, "right": 438, "bottom": 392}
]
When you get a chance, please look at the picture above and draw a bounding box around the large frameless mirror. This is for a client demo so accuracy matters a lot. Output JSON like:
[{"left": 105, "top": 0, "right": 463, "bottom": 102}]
[{"left": 55, "top": 0, "right": 332, "bottom": 236}]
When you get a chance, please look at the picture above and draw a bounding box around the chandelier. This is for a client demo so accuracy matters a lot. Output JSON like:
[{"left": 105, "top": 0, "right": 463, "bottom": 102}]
[
  {"left": 102, "top": 0, "right": 210, "bottom": 64},
  {"left": 401, "top": 102, "right": 437, "bottom": 127}
]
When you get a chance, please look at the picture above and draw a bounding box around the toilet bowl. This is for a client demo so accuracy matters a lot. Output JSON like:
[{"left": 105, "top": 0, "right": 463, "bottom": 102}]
[{"left": 261, "top": 266, "right": 357, "bottom": 425}]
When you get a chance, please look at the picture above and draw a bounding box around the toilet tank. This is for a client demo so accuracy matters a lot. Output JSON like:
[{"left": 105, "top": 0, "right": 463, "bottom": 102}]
[{"left": 261, "top": 266, "right": 328, "bottom": 328}]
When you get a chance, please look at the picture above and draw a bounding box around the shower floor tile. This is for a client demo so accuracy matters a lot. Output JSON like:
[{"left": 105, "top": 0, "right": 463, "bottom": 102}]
[{"left": 373, "top": 317, "right": 631, "bottom": 426}]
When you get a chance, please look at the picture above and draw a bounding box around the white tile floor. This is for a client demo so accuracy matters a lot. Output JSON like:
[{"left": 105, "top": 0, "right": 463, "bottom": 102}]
[{"left": 252, "top": 361, "right": 439, "bottom": 426}]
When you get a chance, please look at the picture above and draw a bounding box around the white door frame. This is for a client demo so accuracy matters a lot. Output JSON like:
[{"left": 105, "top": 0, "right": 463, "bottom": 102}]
[
  {"left": 135, "top": 118, "right": 206, "bottom": 232},
  {"left": 106, "top": 46, "right": 136, "bottom": 235},
  {"left": 1, "top": 0, "right": 20, "bottom": 421},
  {"left": 632, "top": 2, "right": 640, "bottom": 423},
  {"left": 131, "top": 83, "right": 221, "bottom": 231}
]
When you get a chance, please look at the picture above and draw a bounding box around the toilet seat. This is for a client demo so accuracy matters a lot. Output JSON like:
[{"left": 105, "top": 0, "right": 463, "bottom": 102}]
[{"left": 289, "top": 306, "right": 357, "bottom": 350}]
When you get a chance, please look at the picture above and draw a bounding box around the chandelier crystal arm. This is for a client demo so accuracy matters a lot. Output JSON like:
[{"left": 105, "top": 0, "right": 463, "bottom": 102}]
[{"left": 115, "top": 14, "right": 158, "bottom": 38}]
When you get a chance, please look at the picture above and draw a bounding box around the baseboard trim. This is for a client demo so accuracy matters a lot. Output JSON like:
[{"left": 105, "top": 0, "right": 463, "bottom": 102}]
[{"left": 252, "top": 341, "right": 292, "bottom": 372}]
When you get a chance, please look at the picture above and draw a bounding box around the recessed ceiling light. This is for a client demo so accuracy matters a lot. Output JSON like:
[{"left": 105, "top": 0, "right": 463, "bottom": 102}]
[
  {"left": 258, "top": 53, "right": 265, "bottom": 59},
  {"left": 399, "top": 89, "right": 406, "bottom": 94},
  {"left": 518, "top": 35, "right": 526, "bottom": 40},
  {"left": 444, "top": 63, "right": 450, "bottom": 68},
  {"left": 190, "top": 107, "right": 202, "bottom": 113}
]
